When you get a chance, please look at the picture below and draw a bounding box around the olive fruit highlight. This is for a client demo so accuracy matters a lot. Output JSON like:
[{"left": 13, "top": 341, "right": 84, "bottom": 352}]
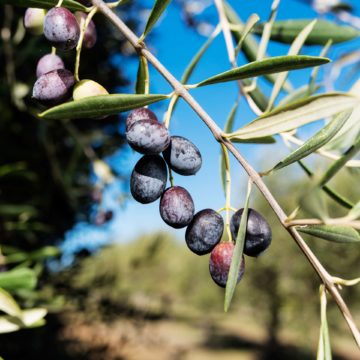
[
  {"left": 230, "top": 208, "right": 272, "bottom": 257},
  {"left": 75, "top": 12, "right": 97, "bottom": 49},
  {"left": 126, "top": 119, "right": 170, "bottom": 155},
  {"left": 163, "top": 136, "right": 202, "bottom": 176},
  {"left": 43, "top": 7, "right": 80, "bottom": 50},
  {"left": 32, "top": 69, "right": 75, "bottom": 105},
  {"left": 160, "top": 186, "right": 194, "bottom": 228},
  {"left": 36, "top": 53, "right": 65, "bottom": 78},
  {"left": 24, "top": 8, "right": 46, "bottom": 35},
  {"left": 209, "top": 242, "right": 245, "bottom": 288},
  {"left": 185, "top": 209, "right": 223, "bottom": 255},
  {"left": 126, "top": 108, "right": 158, "bottom": 132},
  {"left": 130, "top": 155, "right": 168, "bottom": 204}
]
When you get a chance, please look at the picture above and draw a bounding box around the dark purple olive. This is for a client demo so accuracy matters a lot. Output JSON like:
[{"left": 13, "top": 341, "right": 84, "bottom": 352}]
[
  {"left": 126, "top": 119, "right": 170, "bottom": 155},
  {"left": 43, "top": 7, "right": 80, "bottom": 50},
  {"left": 24, "top": 8, "right": 46, "bottom": 35},
  {"left": 126, "top": 108, "right": 158, "bottom": 132},
  {"left": 32, "top": 69, "right": 75, "bottom": 105},
  {"left": 130, "top": 155, "right": 168, "bottom": 204},
  {"left": 185, "top": 209, "right": 223, "bottom": 255},
  {"left": 163, "top": 136, "right": 202, "bottom": 176},
  {"left": 75, "top": 12, "right": 97, "bottom": 49},
  {"left": 209, "top": 242, "right": 245, "bottom": 288},
  {"left": 160, "top": 186, "right": 194, "bottom": 229},
  {"left": 36, "top": 53, "right": 65, "bottom": 78},
  {"left": 230, "top": 208, "right": 272, "bottom": 257}
]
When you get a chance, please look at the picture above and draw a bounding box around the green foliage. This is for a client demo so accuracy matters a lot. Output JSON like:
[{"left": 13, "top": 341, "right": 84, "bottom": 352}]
[
  {"left": 0, "top": 0, "right": 87, "bottom": 11},
  {"left": 197, "top": 55, "right": 329, "bottom": 87},
  {"left": 253, "top": 19, "right": 360, "bottom": 45}
]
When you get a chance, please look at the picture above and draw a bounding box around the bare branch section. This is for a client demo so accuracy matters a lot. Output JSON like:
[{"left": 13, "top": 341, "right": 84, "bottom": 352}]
[{"left": 90, "top": 0, "right": 360, "bottom": 347}]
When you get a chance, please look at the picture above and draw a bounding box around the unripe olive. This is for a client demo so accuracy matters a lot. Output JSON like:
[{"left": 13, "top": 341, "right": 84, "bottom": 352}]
[
  {"left": 73, "top": 79, "right": 108, "bottom": 100},
  {"left": 24, "top": 8, "right": 46, "bottom": 35},
  {"left": 43, "top": 7, "right": 80, "bottom": 50},
  {"left": 209, "top": 242, "right": 245, "bottom": 288}
]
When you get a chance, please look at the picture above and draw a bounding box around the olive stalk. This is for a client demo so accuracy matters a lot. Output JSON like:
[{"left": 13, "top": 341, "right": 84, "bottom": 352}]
[{"left": 90, "top": 0, "right": 360, "bottom": 348}]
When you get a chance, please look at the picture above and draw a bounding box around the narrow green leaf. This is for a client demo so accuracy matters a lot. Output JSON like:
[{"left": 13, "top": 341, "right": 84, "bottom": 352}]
[
  {"left": 0, "top": 0, "right": 87, "bottom": 11},
  {"left": 29, "top": 246, "right": 60, "bottom": 261},
  {"left": 230, "top": 135, "right": 276, "bottom": 144},
  {"left": 235, "top": 14, "right": 260, "bottom": 57},
  {"left": 0, "top": 288, "right": 21, "bottom": 317},
  {"left": 135, "top": 56, "right": 149, "bottom": 95},
  {"left": 39, "top": 94, "right": 168, "bottom": 120},
  {"left": 298, "top": 160, "right": 353, "bottom": 209},
  {"left": 317, "top": 287, "right": 332, "bottom": 360},
  {"left": 231, "top": 93, "right": 358, "bottom": 140},
  {"left": 297, "top": 225, "right": 360, "bottom": 243},
  {"left": 319, "top": 132, "right": 360, "bottom": 186},
  {"left": 141, "top": 0, "right": 172, "bottom": 40},
  {"left": 309, "top": 40, "right": 332, "bottom": 94},
  {"left": 278, "top": 84, "right": 321, "bottom": 107},
  {"left": 267, "top": 20, "right": 318, "bottom": 110},
  {"left": 0, "top": 308, "right": 47, "bottom": 334},
  {"left": 272, "top": 110, "right": 352, "bottom": 171},
  {"left": 223, "top": 1, "right": 292, "bottom": 91},
  {"left": 242, "top": 79, "right": 269, "bottom": 112},
  {"left": 224, "top": 181, "right": 252, "bottom": 312},
  {"left": 300, "top": 186, "right": 329, "bottom": 220},
  {"left": 224, "top": 100, "right": 239, "bottom": 134},
  {"left": 253, "top": 19, "right": 360, "bottom": 45},
  {"left": 181, "top": 26, "right": 220, "bottom": 85},
  {"left": 220, "top": 103, "right": 239, "bottom": 196},
  {"left": 197, "top": 55, "right": 329, "bottom": 87},
  {"left": 0, "top": 269, "right": 37, "bottom": 292}
]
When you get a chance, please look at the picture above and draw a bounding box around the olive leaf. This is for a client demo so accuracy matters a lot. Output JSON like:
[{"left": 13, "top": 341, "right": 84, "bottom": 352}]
[
  {"left": 197, "top": 55, "right": 329, "bottom": 87},
  {"left": 0, "top": 308, "right": 47, "bottom": 334},
  {"left": 140, "top": 0, "right": 172, "bottom": 40},
  {"left": 253, "top": 19, "right": 360, "bottom": 45},
  {"left": 317, "top": 287, "right": 332, "bottom": 360},
  {"left": 230, "top": 136, "right": 276, "bottom": 144},
  {"left": 0, "top": 288, "right": 22, "bottom": 318},
  {"left": 235, "top": 13, "right": 260, "bottom": 57},
  {"left": 297, "top": 225, "right": 360, "bottom": 243},
  {"left": 300, "top": 186, "right": 328, "bottom": 221},
  {"left": 278, "top": 84, "right": 321, "bottom": 107},
  {"left": 39, "top": 94, "right": 168, "bottom": 120},
  {"left": 224, "top": 181, "right": 252, "bottom": 312},
  {"left": 319, "top": 132, "right": 360, "bottom": 187},
  {"left": 135, "top": 56, "right": 149, "bottom": 95},
  {"left": 267, "top": 20, "right": 318, "bottom": 110},
  {"left": 230, "top": 93, "right": 358, "bottom": 140},
  {"left": 223, "top": 1, "right": 292, "bottom": 91},
  {"left": 220, "top": 102, "right": 239, "bottom": 196},
  {"left": 0, "top": 268, "right": 37, "bottom": 292},
  {"left": 298, "top": 160, "right": 353, "bottom": 209},
  {"left": 272, "top": 110, "right": 352, "bottom": 172},
  {"left": 242, "top": 79, "right": 269, "bottom": 112},
  {"left": 0, "top": 0, "right": 87, "bottom": 11}
]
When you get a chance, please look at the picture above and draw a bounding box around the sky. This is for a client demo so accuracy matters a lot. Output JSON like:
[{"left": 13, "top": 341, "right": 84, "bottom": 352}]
[{"left": 60, "top": 0, "right": 360, "bottom": 264}]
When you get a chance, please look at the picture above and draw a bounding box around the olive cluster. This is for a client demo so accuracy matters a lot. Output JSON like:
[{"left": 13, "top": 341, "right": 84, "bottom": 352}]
[
  {"left": 126, "top": 108, "right": 272, "bottom": 288},
  {"left": 24, "top": 6, "right": 106, "bottom": 105}
]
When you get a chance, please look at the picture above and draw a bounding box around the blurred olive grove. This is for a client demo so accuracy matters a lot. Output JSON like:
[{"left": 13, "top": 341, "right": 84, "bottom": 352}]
[{"left": 2, "top": 0, "right": 360, "bottom": 359}]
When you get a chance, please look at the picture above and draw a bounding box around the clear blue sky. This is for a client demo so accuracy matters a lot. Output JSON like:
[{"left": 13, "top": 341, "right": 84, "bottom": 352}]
[{"left": 60, "top": 0, "right": 360, "bottom": 264}]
